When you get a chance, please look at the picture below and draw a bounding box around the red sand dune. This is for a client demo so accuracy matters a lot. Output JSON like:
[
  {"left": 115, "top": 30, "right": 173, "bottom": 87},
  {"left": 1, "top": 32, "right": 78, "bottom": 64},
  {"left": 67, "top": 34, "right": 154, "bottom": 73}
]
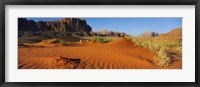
[{"left": 18, "top": 38, "right": 182, "bottom": 69}]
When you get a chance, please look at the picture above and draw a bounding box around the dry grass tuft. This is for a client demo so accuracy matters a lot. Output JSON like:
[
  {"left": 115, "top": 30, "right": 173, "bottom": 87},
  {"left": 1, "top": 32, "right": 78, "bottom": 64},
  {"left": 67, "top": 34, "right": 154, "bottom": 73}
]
[{"left": 124, "top": 35, "right": 181, "bottom": 67}]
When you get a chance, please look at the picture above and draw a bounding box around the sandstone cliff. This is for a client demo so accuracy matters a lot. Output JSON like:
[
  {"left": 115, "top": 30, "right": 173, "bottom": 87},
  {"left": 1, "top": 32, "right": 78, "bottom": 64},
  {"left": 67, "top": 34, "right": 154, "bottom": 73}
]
[{"left": 18, "top": 18, "right": 93, "bottom": 33}]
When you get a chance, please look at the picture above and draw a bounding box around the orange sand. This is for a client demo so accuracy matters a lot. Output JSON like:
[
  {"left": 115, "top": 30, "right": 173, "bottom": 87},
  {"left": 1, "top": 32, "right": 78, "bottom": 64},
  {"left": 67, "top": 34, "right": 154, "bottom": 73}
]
[{"left": 18, "top": 38, "right": 182, "bottom": 69}]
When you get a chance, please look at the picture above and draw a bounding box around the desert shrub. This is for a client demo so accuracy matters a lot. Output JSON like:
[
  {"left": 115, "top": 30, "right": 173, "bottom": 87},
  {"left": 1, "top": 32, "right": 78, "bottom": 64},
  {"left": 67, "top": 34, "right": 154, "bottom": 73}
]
[
  {"left": 91, "top": 37, "right": 113, "bottom": 44},
  {"left": 176, "top": 46, "right": 182, "bottom": 61},
  {"left": 104, "top": 38, "right": 113, "bottom": 43},
  {"left": 124, "top": 35, "right": 173, "bottom": 67},
  {"left": 154, "top": 47, "right": 171, "bottom": 67},
  {"left": 42, "top": 39, "right": 70, "bottom": 46},
  {"left": 79, "top": 39, "right": 83, "bottom": 44},
  {"left": 85, "top": 39, "right": 90, "bottom": 42},
  {"left": 91, "top": 37, "right": 104, "bottom": 43},
  {"left": 58, "top": 40, "right": 70, "bottom": 46}
]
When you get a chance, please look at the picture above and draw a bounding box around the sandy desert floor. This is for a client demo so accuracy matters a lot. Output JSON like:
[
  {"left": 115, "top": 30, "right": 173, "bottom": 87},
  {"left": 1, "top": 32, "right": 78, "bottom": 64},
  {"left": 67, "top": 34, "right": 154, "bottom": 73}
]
[{"left": 18, "top": 38, "right": 182, "bottom": 69}]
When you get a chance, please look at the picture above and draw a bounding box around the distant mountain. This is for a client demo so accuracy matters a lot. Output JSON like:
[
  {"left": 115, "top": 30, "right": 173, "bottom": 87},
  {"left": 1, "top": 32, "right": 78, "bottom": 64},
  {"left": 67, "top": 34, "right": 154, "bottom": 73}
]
[
  {"left": 140, "top": 31, "right": 159, "bottom": 37},
  {"left": 18, "top": 18, "right": 93, "bottom": 33},
  {"left": 94, "top": 30, "right": 126, "bottom": 37}
]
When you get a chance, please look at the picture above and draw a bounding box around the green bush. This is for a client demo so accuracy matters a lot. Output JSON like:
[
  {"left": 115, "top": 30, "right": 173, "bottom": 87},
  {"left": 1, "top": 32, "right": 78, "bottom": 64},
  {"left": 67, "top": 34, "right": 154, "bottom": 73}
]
[
  {"left": 104, "top": 38, "right": 113, "bottom": 43},
  {"left": 42, "top": 39, "right": 70, "bottom": 46},
  {"left": 91, "top": 37, "right": 105, "bottom": 43},
  {"left": 58, "top": 40, "right": 70, "bottom": 46},
  {"left": 91, "top": 37, "right": 113, "bottom": 44}
]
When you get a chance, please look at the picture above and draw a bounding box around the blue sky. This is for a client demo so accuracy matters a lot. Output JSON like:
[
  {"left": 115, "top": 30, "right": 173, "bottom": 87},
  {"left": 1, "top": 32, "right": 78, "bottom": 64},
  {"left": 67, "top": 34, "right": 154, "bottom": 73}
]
[{"left": 26, "top": 18, "right": 182, "bottom": 36}]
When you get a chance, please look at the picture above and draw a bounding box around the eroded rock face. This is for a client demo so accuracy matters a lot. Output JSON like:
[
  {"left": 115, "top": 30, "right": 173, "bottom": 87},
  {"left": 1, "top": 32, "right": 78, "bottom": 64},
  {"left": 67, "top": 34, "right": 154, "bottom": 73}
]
[
  {"left": 18, "top": 18, "right": 38, "bottom": 31},
  {"left": 18, "top": 18, "right": 93, "bottom": 33},
  {"left": 140, "top": 32, "right": 159, "bottom": 37}
]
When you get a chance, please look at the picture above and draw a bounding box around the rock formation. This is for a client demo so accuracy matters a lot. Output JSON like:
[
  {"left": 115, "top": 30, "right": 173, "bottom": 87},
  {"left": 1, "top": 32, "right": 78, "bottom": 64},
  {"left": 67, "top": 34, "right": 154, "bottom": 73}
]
[
  {"left": 18, "top": 18, "right": 93, "bottom": 33},
  {"left": 140, "top": 32, "right": 159, "bottom": 37}
]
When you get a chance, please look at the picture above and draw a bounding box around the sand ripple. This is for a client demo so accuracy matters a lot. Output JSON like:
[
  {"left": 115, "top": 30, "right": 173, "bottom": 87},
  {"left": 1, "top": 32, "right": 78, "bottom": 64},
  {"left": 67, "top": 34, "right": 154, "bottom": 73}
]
[{"left": 18, "top": 38, "right": 182, "bottom": 69}]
